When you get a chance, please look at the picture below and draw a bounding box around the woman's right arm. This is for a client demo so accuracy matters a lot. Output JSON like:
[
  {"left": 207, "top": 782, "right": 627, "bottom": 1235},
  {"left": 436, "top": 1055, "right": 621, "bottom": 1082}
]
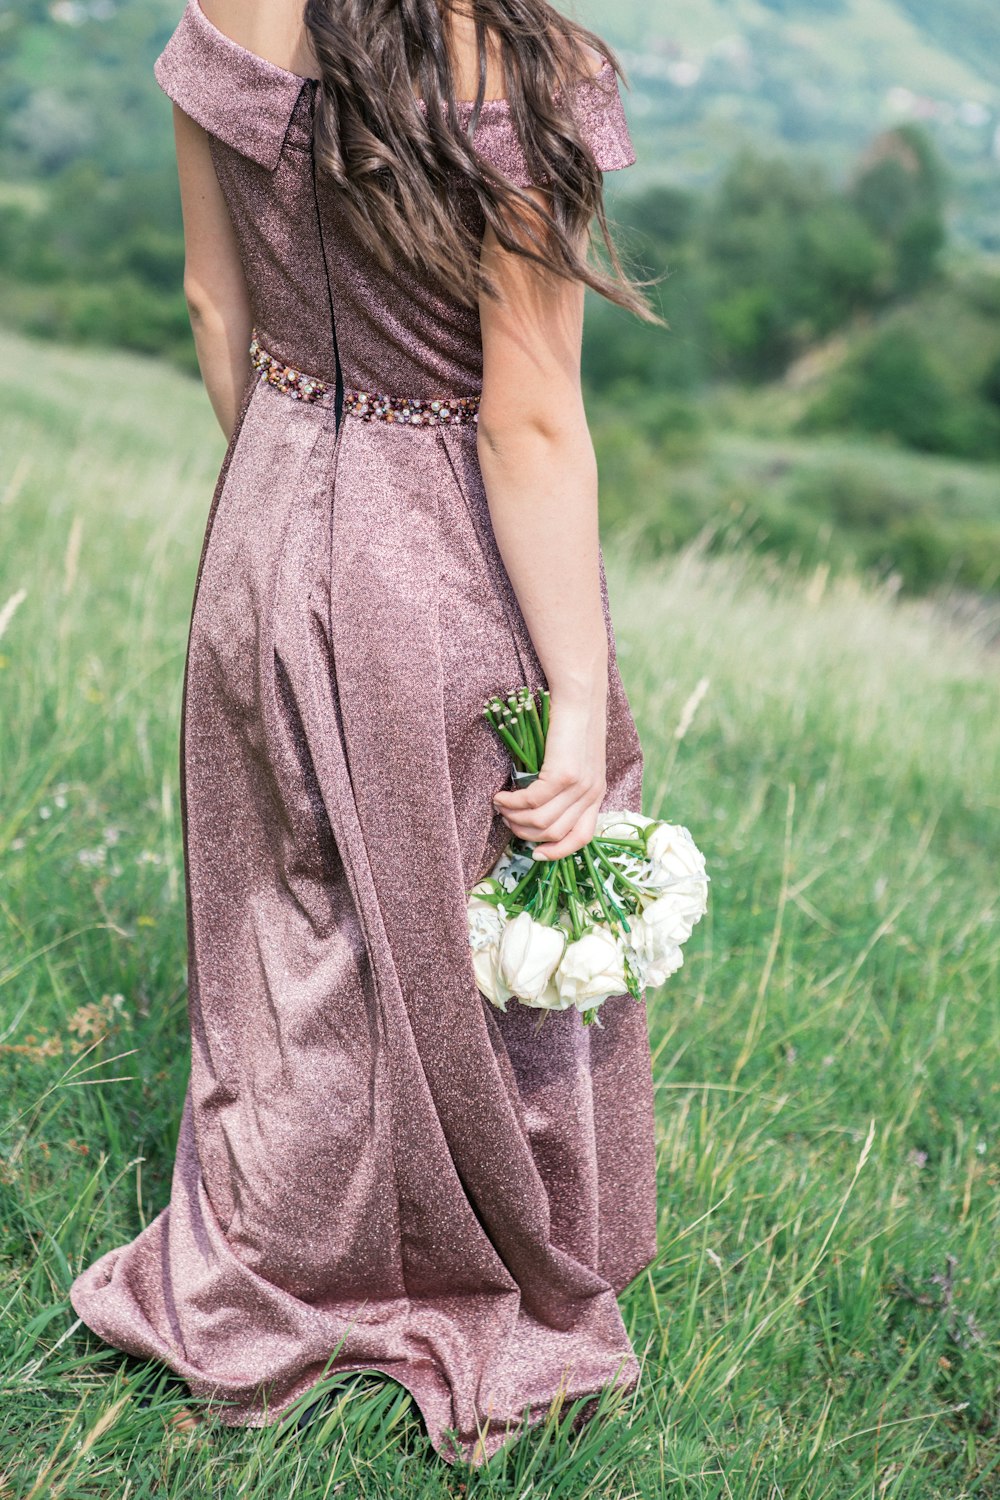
[{"left": 477, "top": 196, "right": 610, "bottom": 862}]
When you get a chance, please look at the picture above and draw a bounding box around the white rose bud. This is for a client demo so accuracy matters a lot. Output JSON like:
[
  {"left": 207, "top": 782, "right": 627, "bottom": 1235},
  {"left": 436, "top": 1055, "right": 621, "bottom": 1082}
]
[
  {"left": 472, "top": 942, "right": 514, "bottom": 1010},
  {"left": 644, "top": 822, "right": 708, "bottom": 910},
  {"left": 467, "top": 890, "right": 505, "bottom": 951},
  {"left": 596, "top": 810, "right": 656, "bottom": 842},
  {"left": 556, "top": 926, "right": 628, "bottom": 1013},
  {"left": 530, "top": 975, "right": 577, "bottom": 1012},
  {"left": 637, "top": 886, "right": 706, "bottom": 947},
  {"left": 629, "top": 912, "right": 685, "bottom": 986},
  {"left": 498, "top": 911, "right": 567, "bottom": 1003}
]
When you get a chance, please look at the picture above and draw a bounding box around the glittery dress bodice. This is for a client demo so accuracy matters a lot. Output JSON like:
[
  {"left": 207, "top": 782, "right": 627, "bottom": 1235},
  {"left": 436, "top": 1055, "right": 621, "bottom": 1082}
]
[{"left": 153, "top": 0, "right": 636, "bottom": 398}]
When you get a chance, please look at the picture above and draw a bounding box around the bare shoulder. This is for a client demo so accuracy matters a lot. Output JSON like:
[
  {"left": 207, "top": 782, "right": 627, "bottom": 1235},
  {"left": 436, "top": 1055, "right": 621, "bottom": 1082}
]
[{"left": 198, "top": 0, "right": 319, "bottom": 77}]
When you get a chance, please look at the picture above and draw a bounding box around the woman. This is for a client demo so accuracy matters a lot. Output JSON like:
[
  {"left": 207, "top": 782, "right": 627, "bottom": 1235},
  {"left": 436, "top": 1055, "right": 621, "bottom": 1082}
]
[{"left": 70, "top": 0, "right": 663, "bottom": 1467}]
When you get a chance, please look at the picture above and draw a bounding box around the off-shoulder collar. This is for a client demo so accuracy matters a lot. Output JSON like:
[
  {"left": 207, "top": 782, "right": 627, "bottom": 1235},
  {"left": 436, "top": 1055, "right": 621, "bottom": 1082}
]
[
  {"left": 153, "top": 0, "right": 311, "bottom": 169},
  {"left": 153, "top": 0, "right": 632, "bottom": 179}
]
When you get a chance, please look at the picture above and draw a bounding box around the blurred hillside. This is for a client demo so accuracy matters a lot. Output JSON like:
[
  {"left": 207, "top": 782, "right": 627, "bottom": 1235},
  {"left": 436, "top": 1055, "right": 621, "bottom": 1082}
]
[
  {"left": 3, "top": 0, "right": 1000, "bottom": 245},
  {"left": 1, "top": 0, "right": 998, "bottom": 602},
  {"left": 577, "top": 0, "right": 1000, "bottom": 252}
]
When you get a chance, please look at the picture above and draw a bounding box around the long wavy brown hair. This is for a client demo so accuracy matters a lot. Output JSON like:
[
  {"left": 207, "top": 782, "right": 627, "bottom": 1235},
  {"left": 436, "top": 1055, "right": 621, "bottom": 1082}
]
[{"left": 302, "top": 0, "right": 663, "bottom": 323}]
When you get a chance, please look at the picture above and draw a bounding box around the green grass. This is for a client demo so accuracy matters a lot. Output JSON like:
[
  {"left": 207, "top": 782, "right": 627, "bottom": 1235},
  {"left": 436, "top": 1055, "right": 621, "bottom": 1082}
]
[
  {"left": 592, "top": 407, "right": 1000, "bottom": 600},
  {"left": 1, "top": 330, "right": 998, "bottom": 1496}
]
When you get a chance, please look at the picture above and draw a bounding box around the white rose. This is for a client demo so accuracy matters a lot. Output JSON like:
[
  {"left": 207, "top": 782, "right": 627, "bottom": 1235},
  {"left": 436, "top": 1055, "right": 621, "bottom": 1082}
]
[
  {"left": 627, "top": 908, "right": 685, "bottom": 986},
  {"left": 498, "top": 911, "right": 567, "bottom": 1003},
  {"left": 527, "top": 974, "right": 577, "bottom": 1012},
  {"left": 472, "top": 942, "right": 514, "bottom": 1010},
  {"left": 645, "top": 822, "right": 707, "bottom": 886},
  {"left": 556, "top": 926, "right": 628, "bottom": 1013},
  {"left": 645, "top": 944, "right": 684, "bottom": 985},
  {"left": 596, "top": 810, "right": 656, "bottom": 843},
  {"left": 636, "top": 884, "right": 706, "bottom": 947},
  {"left": 467, "top": 889, "right": 505, "bottom": 951}
]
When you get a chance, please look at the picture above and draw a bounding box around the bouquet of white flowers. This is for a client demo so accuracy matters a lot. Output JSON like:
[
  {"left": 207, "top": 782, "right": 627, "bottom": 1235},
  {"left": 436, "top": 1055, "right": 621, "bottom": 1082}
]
[{"left": 468, "top": 686, "right": 709, "bottom": 1027}]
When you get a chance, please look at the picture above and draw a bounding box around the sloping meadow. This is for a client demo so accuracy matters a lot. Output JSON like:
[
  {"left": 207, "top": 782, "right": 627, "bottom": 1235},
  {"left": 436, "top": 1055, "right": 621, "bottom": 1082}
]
[{"left": 0, "top": 330, "right": 997, "bottom": 1497}]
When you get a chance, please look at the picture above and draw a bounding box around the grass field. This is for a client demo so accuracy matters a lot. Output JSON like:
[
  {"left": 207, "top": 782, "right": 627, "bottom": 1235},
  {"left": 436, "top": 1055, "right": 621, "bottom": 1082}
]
[{"left": 1, "top": 330, "right": 998, "bottom": 1497}]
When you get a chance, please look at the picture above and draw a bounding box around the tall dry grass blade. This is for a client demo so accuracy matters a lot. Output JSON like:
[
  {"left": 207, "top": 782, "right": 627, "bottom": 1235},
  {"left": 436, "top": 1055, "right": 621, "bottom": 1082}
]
[
  {"left": 1, "top": 455, "right": 32, "bottom": 508},
  {"left": 23, "top": 1395, "right": 129, "bottom": 1500},
  {"left": 0, "top": 589, "right": 27, "bottom": 641},
  {"left": 62, "top": 516, "right": 84, "bottom": 597},
  {"left": 730, "top": 780, "right": 795, "bottom": 1084},
  {"left": 647, "top": 675, "right": 712, "bottom": 813},
  {"left": 674, "top": 675, "right": 710, "bottom": 741}
]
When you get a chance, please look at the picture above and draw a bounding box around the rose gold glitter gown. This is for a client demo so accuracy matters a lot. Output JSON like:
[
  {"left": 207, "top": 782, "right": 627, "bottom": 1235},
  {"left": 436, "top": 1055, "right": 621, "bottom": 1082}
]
[{"left": 69, "top": 0, "right": 657, "bottom": 1465}]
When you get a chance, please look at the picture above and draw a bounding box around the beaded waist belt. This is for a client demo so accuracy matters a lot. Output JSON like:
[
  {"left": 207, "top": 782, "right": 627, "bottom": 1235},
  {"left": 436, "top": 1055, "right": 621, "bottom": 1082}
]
[{"left": 249, "top": 331, "right": 480, "bottom": 427}]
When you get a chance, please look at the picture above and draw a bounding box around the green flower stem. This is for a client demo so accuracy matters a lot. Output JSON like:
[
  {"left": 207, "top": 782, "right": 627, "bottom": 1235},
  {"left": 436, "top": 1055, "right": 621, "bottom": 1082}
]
[
  {"left": 564, "top": 853, "right": 583, "bottom": 902},
  {"left": 547, "top": 861, "right": 566, "bottom": 923},
  {"left": 531, "top": 862, "right": 556, "bottom": 923},
  {"left": 555, "top": 860, "right": 585, "bottom": 941},
  {"left": 505, "top": 709, "right": 526, "bottom": 763},
  {"left": 589, "top": 864, "right": 635, "bottom": 932},
  {"left": 539, "top": 689, "right": 550, "bottom": 740},
  {"left": 563, "top": 855, "right": 593, "bottom": 938},
  {"left": 525, "top": 717, "right": 543, "bottom": 772},
  {"left": 586, "top": 845, "right": 636, "bottom": 931},
  {"left": 592, "top": 844, "right": 646, "bottom": 897},
  {"left": 593, "top": 835, "right": 646, "bottom": 853},
  {"left": 487, "top": 714, "right": 532, "bottom": 768},
  {"left": 510, "top": 706, "right": 527, "bottom": 765},
  {"left": 553, "top": 860, "right": 572, "bottom": 937},
  {"left": 507, "top": 856, "right": 545, "bottom": 905},
  {"left": 581, "top": 843, "right": 626, "bottom": 936},
  {"left": 526, "top": 694, "right": 546, "bottom": 762},
  {"left": 516, "top": 708, "right": 540, "bottom": 772}
]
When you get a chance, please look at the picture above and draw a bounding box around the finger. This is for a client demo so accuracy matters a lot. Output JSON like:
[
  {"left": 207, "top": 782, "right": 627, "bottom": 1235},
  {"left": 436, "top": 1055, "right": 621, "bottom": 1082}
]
[
  {"left": 493, "top": 776, "right": 584, "bottom": 825},
  {"left": 497, "top": 780, "right": 598, "bottom": 838},
  {"left": 493, "top": 770, "right": 559, "bottom": 803},
  {"left": 493, "top": 776, "right": 573, "bottom": 812},
  {"left": 502, "top": 789, "right": 598, "bottom": 845},
  {"left": 532, "top": 810, "right": 601, "bottom": 861}
]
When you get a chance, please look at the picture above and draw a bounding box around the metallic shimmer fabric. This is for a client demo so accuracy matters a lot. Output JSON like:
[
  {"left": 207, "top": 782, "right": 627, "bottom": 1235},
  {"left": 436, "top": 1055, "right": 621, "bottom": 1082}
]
[{"left": 69, "top": 0, "right": 657, "bottom": 1466}]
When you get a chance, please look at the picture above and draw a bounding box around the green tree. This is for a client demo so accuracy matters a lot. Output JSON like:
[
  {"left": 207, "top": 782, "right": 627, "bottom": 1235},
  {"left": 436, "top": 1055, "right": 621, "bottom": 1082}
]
[
  {"left": 697, "top": 150, "right": 886, "bottom": 379},
  {"left": 847, "top": 125, "right": 948, "bottom": 297},
  {"left": 800, "top": 324, "right": 1000, "bottom": 459}
]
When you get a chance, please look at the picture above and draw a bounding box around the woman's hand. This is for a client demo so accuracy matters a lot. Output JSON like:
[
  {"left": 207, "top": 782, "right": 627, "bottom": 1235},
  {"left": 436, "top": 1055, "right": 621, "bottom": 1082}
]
[{"left": 492, "top": 682, "right": 608, "bottom": 860}]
